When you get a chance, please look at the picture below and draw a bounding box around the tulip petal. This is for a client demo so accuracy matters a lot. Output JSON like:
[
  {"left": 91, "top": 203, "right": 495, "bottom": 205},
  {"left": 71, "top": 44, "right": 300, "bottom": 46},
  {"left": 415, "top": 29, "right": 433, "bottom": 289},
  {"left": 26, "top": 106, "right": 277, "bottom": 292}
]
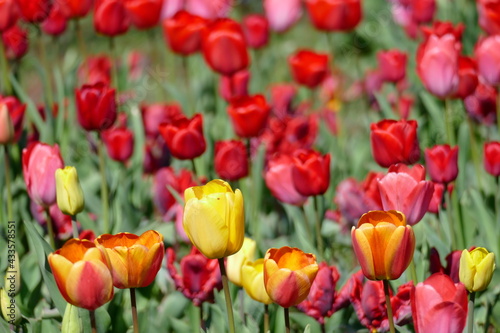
[
  {"left": 351, "top": 227, "right": 375, "bottom": 279},
  {"left": 226, "top": 189, "right": 244, "bottom": 256},
  {"left": 384, "top": 226, "right": 415, "bottom": 279},
  {"left": 458, "top": 250, "right": 475, "bottom": 291},
  {"left": 48, "top": 254, "right": 74, "bottom": 303},
  {"left": 266, "top": 268, "right": 310, "bottom": 307},
  {"left": 473, "top": 252, "right": 495, "bottom": 292},
  {"left": 423, "top": 302, "right": 467, "bottom": 333}
]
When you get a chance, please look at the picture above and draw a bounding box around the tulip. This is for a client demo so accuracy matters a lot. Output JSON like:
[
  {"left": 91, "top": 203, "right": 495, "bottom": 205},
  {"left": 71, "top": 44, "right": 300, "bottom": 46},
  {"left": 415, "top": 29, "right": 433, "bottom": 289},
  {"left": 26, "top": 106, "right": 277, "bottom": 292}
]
[
  {"left": 477, "top": 0, "right": 500, "bottom": 35},
  {"left": 94, "top": 0, "right": 130, "bottom": 37},
  {"left": 214, "top": 140, "right": 249, "bottom": 181},
  {"left": 242, "top": 14, "right": 269, "bottom": 49},
  {"left": 475, "top": 35, "right": 500, "bottom": 86},
  {"left": 41, "top": 3, "right": 68, "bottom": 36},
  {"left": 305, "top": 0, "right": 362, "bottom": 32},
  {"left": 143, "top": 137, "right": 171, "bottom": 174},
  {"left": 0, "top": 0, "right": 18, "bottom": 33},
  {"left": 17, "top": 0, "right": 52, "bottom": 23},
  {"left": 429, "top": 247, "right": 463, "bottom": 283},
  {"left": 459, "top": 247, "right": 496, "bottom": 293},
  {"left": 424, "top": 144, "right": 459, "bottom": 184},
  {"left": 0, "top": 103, "right": 14, "bottom": 144},
  {"left": 101, "top": 126, "right": 135, "bottom": 162},
  {"left": 159, "top": 113, "right": 206, "bottom": 160},
  {"left": 270, "top": 84, "right": 297, "bottom": 119},
  {"left": 377, "top": 49, "right": 407, "bottom": 83},
  {"left": 219, "top": 70, "right": 250, "bottom": 102},
  {"left": 370, "top": 119, "right": 420, "bottom": 168},
  {"left": 75, "top": 82, "right": 117, "bottom": 132},
  {"left": 1, "top": 25, "right": 28, "bottom": 60},
  {"left": 454, "top": 56, "right": 478, "bottom": 99},
  {"left": 162, "top": 10, "right": 207, "bottom": 56},
  {"left": 279, "top": 114, "right": 319, "bottom": 153},
  {"left": 152, "top": 167, "right": 196, "bottom": 217},
  {"left": 264, "top": 0, "right": 302, "bottom": 33},
  {"left": 202, "top": 19, "right": 249, "bottom": 76},
  {"left": 484, "top": 141, "right": 500, "bottom": 177},
  {"left": 291, "top": 149, "right": 330, "bottom": 197},
  {"left": 55, "top": 166, "right": 85, "bottom": 216},
  {"left": 289, "top": 50, "right": 329, "bottom": 88},
  {"left": 264, "top": 246, "right": 318, "bottom": 308},
  {"left": 184, "top": 0, "right": 233, "bottom": 19},
  {"left": 412, "top": 273, "right": 468, "bottom": 333},
  {"left": 58, "top": 0, "right": 93, "bottom": 19},
  {"left": 334, "top": 177, "right": 380, "bottom": 226},
  {"left": 0, "top": 96, "right": 25, "bottom": 142},
  {"left": 227, "top": 237, "right": 256, "bottom": 287},
  {"left": 332, "top": 270, "right": 364, "bottom": 311},
  {"left": 48, "top": 239, "right": 114, "bottom": 310},
  {"left": 464, "top": 82, "right": 498, "bottom": 126},
  {"left": 31, "top": 201, "right": 74, "bottom": 240},
  {"left": 183, "top": 179, "right": 244, "bottom": 259},
  {"left": 141, "top": 103, "right": 184, "bottom": 137},
  {"left": 125, "top": 0, "right": 163, "bottom": 30},
  {"left": 95, "top": 230, "right": 165, "bottom": 289},
  {"left": 227, "top": 94, "right": 271, "bottom": 138},
  {"left": 77, "top": 55, "right": 112, "bottom": 86},
  {"left": 351, "top": 210, "right": 415, "bottom": 280}
]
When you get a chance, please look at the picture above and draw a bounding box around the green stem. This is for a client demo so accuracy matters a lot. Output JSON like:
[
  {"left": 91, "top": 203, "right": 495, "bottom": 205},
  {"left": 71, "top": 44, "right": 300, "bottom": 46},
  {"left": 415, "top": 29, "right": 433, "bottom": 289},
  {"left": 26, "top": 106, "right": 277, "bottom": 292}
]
[
  {"left": 218, "top": 258, "right": 235, "bottom": 333},
  {"left": 45, "top": 208, "right": 56, "bottom": 249},
  {"left": 89, "top": 310, "right": 97, "bottom": 333},
  {"left": 239, "top": 288, "right": 246, "bottom": 325},
  {"left": 284, "top": 307, "right": 290, "bottom": 333},
  {"left": 299, "top": 205, "right": 313, "bottom": 246},
  {"left": 444, "top": 188, "right": 457, "bottom": 250},
  {"left": 181, "top": 56, "right": 192, "bottom": 116},
  {"left": 71, "top": 215, "right": 78, "bottom": 239},
  {"left": 130, "top": 288, "right": 139, "bottom": 333},
  {"left": 98, "top": 138, "right": 110, "bottom": 234},
  {"left": 383, "top": 280, "right": 395, "bottom": 333},
  {"left": 264, "top": 304, "right": 269, "bottom": 333},
  {"left": 409, "top": 259, "right": 418, "bottom": 284},
  {"left": 75, "top": 19, "right": 87, "bottom": 59},
  {"left": 38, "top": 31, "right": 55, "bottom": 128},
  {"left": 467, "top": 117, "right": 483, "bottom": 189},
  {"left": 109, "top": 37, "right": 120, "bottom": 92},
  {"left": 4, "top": 145, "right": 13, "bottom": 221},
  {"left": 313, "top": 196, "right": 324, "bottom": 257},
  {"left": 468, "top": 292, "right": 475, "bottom": 333},
  {"left": 0, "top": 40, "right": 12, "bottom": 95},
  {"left": 191, "top": 158, "right": 198, "bottom": 178},
  {"left": 321, "top": 322, "right": 326, "bottom": 333},
  {"left": 445, "top": 99, "right": 455, "bottom": 146},
  {"left": 199, "top": 304, "right": 205, "bottom": 331}
]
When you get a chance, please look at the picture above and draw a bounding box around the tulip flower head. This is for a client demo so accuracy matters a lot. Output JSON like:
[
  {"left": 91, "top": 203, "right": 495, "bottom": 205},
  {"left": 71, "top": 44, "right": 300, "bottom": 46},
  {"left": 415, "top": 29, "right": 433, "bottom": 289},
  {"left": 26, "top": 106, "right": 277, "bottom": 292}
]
[
  {"left": 459, "top": 247, "right": 496, "bottom": 293},
  {"left": 484, "top": 141, "right": 500, "bottom": 177},
  {"left": 241, "top": 259, "right": 273, "bottom": 305},
  {"left": 55, "top": 166, "right": 85, "bottom": 216},
  {"left": 227, "top": 237, "right": 256, "bottom": 286}
]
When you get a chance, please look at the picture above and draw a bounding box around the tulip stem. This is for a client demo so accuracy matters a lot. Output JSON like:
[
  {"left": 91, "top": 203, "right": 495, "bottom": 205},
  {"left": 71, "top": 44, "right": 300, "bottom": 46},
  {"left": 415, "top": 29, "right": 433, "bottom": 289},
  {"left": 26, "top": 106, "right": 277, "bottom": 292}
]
[
  {"left": 218, "top": 258, "right": 236, "bottom": 333},
  {"left": 313, "top": 196, "right": 324, "bottom": 257},
  {"left": 383, "top": 280, "right": 395, "bottom": 333},
  {"left": 4, "top": 145, "right": 13, "bottom": 221},
  {"left": 445, "top": 99, "right": 455, "bottom": 146},
  {"left": 409, "top": 259, "right": 418, "bottom": 283},
  {"left": 89, "top": 310, "right": 97, "bottom": 333},
  {"left": 45, "top": 208, "right": 56, "bottom": 249},
  {"left": 444, "top": 188, "right": 457, "bottom": 250},
  {"left": 130, "top": 288, "right": 139, "bottom": 333},
  {"left": 466, "top": 117, "right": 483, "bottom": 190},
  {"left": 74, "top": 19, "right": 87, "bottom": 60},
  {"left": 71, "top": 215, "right": 78, "bottom": 239},
  {"left": 264, "top": 304, "right": 269, "bottom": 333},
  {"left": 321, "top": 322, "right": 326, "bottom": 333},
  {"left": 109, "top": 37, "right": 120, "bottom": 93},
  {"left": 468, "top": 292, "right": 475, "bottom": 333},
  {"left": 191, "top": 159, "right": 198, "bottom": 178},
  {"left": 199, "top": 304, "right": 205, "bottom": 331},
  {"left": 284, "top": 307, "right": 290, "bottom": 333},
  {"left": 98, "top": 138, "right": 110, "bottom": 233},
  {"left": 299, "top": 205, "right": 313, "bottom": 245},
  {"left": 0, "top": 40, "right": 12, "bottom": 95}
]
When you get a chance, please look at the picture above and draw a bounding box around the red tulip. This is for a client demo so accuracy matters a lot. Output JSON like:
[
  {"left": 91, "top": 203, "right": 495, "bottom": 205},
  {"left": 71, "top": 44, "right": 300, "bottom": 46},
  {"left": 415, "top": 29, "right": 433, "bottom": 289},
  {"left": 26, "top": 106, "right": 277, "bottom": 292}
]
[
  {"left": 270, "top": 84, "right": 297, "bottom": 119},
  {"left": 141, "top": 103, "right": 184, "bottom": 137},
  {"left": 31, "top": 201, "right": 75, "bottom": 240},
  {"left": 125, "top": 0, "right": 163, "bottom": 29},
  {"left": 421, "top": 21, "right": 464, "bottom": 41},
  {"left": 58, "top": 0, "right": 93, "bottom": 19},
  {"left": 22, "top": 142, "right": 64, "bottom": 207},
  {"left": 377, "top": 164, "right": 434, "bottom": 225},
  {"left": 159, "top": 113, "right": 206, "bottom": 160},
  {"left": 242, "top": 14, "right": 269, "bottom": 49},
  {"left": 227, "top": 94, "right": 270, "bottom": 138},
  {"left": 377, "top": 49, "right": 407, "bottom": 83},
  {"left": 101, "top": 126, "right": 134, "bottom": 163},
  {"left": 424, "top": 144, "right": 459, "bottom": 184},
  {"left": 94, "top": 0, "right": 130, "bottom": 37},
  {"left": 291, "top": 149, "right": 330, "bottom": 197},
  {"left": 41, "top": 3, "right": 68, "bottom": 36},
  {"left": 0, "top": 95, "right": 25, "bottom": 142},
  {"left": 475, "top": 35, "right": 500, "bottom": 86},
  {"left": 370, "top": 119, "right": 420, "bottom": 168},
  {"left": 152, "top": 167, "right": 196, "bottom": 217},
  {"left": 1, "top": 24, "right": 28, "bottom": 60},
  {"left": 332, "top": 270, "right": 364, "bottom": 311},
  {"left": 162, "top": 10, "right": 207, "bottom": 56},
  {"left": 464, "top": 82, "right": 497, "bottom": 125},
  {"left": 454, "top": 56, "right": 478, "bottom": 99},
  {"left": 264, "top": 0, "right": 302, "bottom": 33},
  {"left": 0, "top": 0, "right": 19, "bottom": 32},
  {"left": 184, "top": 0, "right": 233, "bottom": 19},
  {"left": 305, "top": 0, "right": 362, "bottom": 32},
  {"left": 219, "top": 70, "right": 250, "bottom": 102},
  {"left": 429, "top": 248, "right": 462, "bottom": 283},
  {"left": 478, "top": 0, "right": 500, "bottom": 35},
  {"left": 202, "top": 18, "right": 249, "bottom": 76},
  {"left": 166, "top": 246, "right": 222, "bottom": 306},
  {"left": 214, "top": 140, "right": 248, "bottom": 181},
  {"left": 17, "top": 0, "right": 51, "bottom": 23},
  {"left": 280, "top": 114, "right": 319, "bottom": 153},
  {"left": 78, "top": 55, "right": 112, "bottom": 86},
  {"left": 484, "top": 141, "right": 500, "bottom": 177},
  {"left": 289, "top": 50, "right": 329, "bottom": 89},
  {"left": 75, "top": 82, "right": 117, "bottom": 131},
  {"left": 412, "top": 273, "right": 468, "bottom": 333}
]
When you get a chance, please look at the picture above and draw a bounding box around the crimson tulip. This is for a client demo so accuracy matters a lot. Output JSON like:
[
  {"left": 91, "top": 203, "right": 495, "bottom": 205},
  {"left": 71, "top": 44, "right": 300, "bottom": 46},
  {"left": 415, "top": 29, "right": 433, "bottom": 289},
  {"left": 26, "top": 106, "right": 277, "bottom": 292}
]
[
  {"left": 291, "top": 149, "right": 330, "bottom": 197},
  {"left": 143, "top": 137, "right": 170, "bottom": 174},
  {"left": 484, "top": 141, "right": 500, "bottom": 177},
  {"left": 58, "top": 0, "right": 93, "bottom": 19},
  {"left": 242, "top": 14, "right": 269, "bottom": 49},
  {"left": 464, "top": 82, "right": 497, "bottom": 125},
  {"left": 305, "top": 0, "right": 362, "bottom": 32},
  {"left": 289, "top": 49, "right": 329, "bottom": 88},
  {"left": 264, "top": 153, "right": 307, "bottom": 206},
  {"left": 202, "top": 18, "right": 249, "bottom": 76},
  {"left": 214, "top": 140, "right": 248, "bottom": 181},
  {"left": 125, "top": 0, "right": 163, "bottom": 29},
  {"left": 30, "top": 201, "right": 74, "bottom": 241},
  {"left": 159, "top": 113, "right": 206, "bottom": 160},
  {"left": 77, "top": 55, "right": 112, "bottom": 86},
  {"left": 17, "top": 0, "right": 51, "bottom": 23},
  {"left": 475, "top": 35, "right": 500, "bottom": 86},
  {"left": 219, "top": 70, "right": 250, "bottom": 102},
  {"left": 152, "top": 167, "right": 196, "bottom": 217},
  {"left": 270, "top": 84, "right": 297, "bottom": 119},
  {"left": 264, "top": 0, "right": 302, "bottom": 33},
  {"left": 227, "top": 94, "right": 270, "bottom": 138},
  {"left": 278, "top": 114, "right": 319, "bottom": 154},
  {"left": 377, "top": 49, "right": 407, "bottom": 83},
  {"left": 429, "top": 248, "right": 462, "bottom": 283},
  {"left": 75, "top": 82, "right": 117, "bottom": 131},
  {"left": 1, "top": 24, "right": 28, "bottom": 60},
  {"left": 101, "top": 126, "right": 134, "bottom": 163},
  {"left": 478, "top": 0, "right": 500, "bottom": 35},
  {"left": 0, "top": 0, "right": 18, "bottom": 32},
  {"left": 94, "top": 0, "right": 130, "bottom": 37},
  {"left": 454, "top": 56, "right": 478, "bottom": 99},
  {"left": 162, "top": 10, "right": 207, "bottom": 56},
  {"left": 0, "top": 95, "right": 25, "bottom": 142},
  {"left": 141, "top": 103, "right": 184, "bottom": 138},
  {"left": 184, "top": 0, "right": 233, "bottom": 19},
  {"left": 41, "top": 3, "right": 68, "bottom": 36},
  {"left": 424, "top": 144, "right": 459, "bottom": 184}
]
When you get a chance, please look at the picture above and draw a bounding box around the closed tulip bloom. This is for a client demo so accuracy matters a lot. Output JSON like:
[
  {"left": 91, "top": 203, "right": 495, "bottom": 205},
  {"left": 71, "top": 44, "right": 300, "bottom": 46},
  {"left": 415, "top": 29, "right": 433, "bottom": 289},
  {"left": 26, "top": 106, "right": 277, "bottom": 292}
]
[
  {"left": 459, "top": 247, "right": 496, "bottom": 293},
  {"left": 94, "top": 0, "right": 130, "bottom": 37},
  {"left": 0, "top": 103, "right": 14, "bottom": 144},
  {"left": 125, "top": 0, "right": 163, "bottom": 29},
  {"left": 159, "top": 113, "right": 206, "bottom": 160},
  {"left": 101, "top": 127, "right": 135, "bottom": 162},
  {"left": 17, "top": 0, "right": 51, "bottom": 23},
  {"left": 475, "top": 35, "right": 500, "bottom": 86},
  {"left": 227, "top": 237, "right": 256, "bottom": 287},
  {"left": 242, "top": 14, "right": 269, "bottom": 49},
  {"left": 214, "top": 140, "right": 249, "bottom": 181},
  {"left": 424, "top": 144, "right": 459, "bottom": 184},
  {"left": 77, "top": 55, "right": 112, "bottom": 86},
  {"left": 75, "top": 82, "right": 117, "bottom": 132},
  {"left": 464, "top": 82, "right": 498, "bottom": 125},
  {"left": 412, "top": 273, "right": 468, "bottom": 333},
  {"left": 1, "top": 288, "right": 20, "bottom": 324},
  {"left": 289, "top": 50, "right": 329, "bottom": 88},
  {"left": 141, "top": 103, "right": 184, "bottom": 137},
  {"left": 351, "top": 210, "right": 415, "bottom": 280},
  {"left": 264, "top": 246, "right": 319, "bottom": 308},
  {"left": 454, "top": 56, "right": 478, "bottom": 99},
  {"left": 370, "top": 119, "right": 420, "bottom": 168},
  {"left": 264, "top": 0, "right": 302, "bottom": 33},
  {"left": 152, "top": 167, "right": 196, "bottom": 216},
  {"left": 484, "top": 141, "right": 500, "bottom": 177},
  {"left": 183, "top": 179, "right": 244, "bottom": 259},
  {"left": 219, "top": 69, "right": 250, "bottom": 102},
  {"left": 95, "top": 230, "right": 164, "bottom": 289},
  {"left": 184, "top": 0, "right": 233, "bottom": 19},
  {"left": 292, "top": 149, "right": 330, "bottom": 197},
  {"left": 227, "top": 94, "right": 271, "bottom": 138},
  {"left": 305, "top": 0, "right": 362, "bottom": 32},
  {"left": 163, "top": 10, "right": 207, "bottom": 56},
  {"left": 377, "top": 49, "right": 407, "bottom": 83},
  {"left": 2, "top": 24, "right": 28, "bottom": 60},
  {"left": 478, "top": 0, "right": 500, "bottom": 35},
  {"left": 58, "top": 0, "right": 93, "bottom": 19},
  {"left": 55, "top": 166, "right": 85, "bottom": 216},
  {"left": 41, "top": 3, "right": 68, "bottom": 36},
  {"left": 0, "top": 0, "right": 19, "bottom": 32},
  {"left": 202, "top": 19, "right": 249, "bottom": 76},
  {"left": 241, "top": 259, "right": 272, "bottom": 304},
  {"left": 429, "top": 248, "right": 462, "bottom": 283},
  {"left": 48, "top": 239, "right": 114, "bottom": 310}
]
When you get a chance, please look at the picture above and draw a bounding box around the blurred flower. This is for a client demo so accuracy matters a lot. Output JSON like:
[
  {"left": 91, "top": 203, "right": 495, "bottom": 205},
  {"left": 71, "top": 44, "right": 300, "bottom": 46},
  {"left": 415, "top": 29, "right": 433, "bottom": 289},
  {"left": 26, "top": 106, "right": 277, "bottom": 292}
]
[
  {"left": 0, "top": 288, "right": 20, "bottom": 324},
  {"left": 202, "top": 18, "right": 249, "bottom": 76},
  {"left": 429, "top": 248, "right": 463, "bottom": 283},
  {"left": 41, "top": 2, "right": 67, "bottom": 36},
  {"left": 242, "top": 14, "right": 269, "bottom": 49},
  {"left": 289, "top": 49, "right": 329, "bottom": 89},
  {"left": 55, "top": 166, "right": 85, "bottom": 216},
  {"left": 278, "top": 114, "right": 319, "bottom": 154},
  {"left": 78, "top": 55, "right": 112, "bottom": 86},
  {"left": 0, "top": 96, "right": 24, "bottom": 142},
  {"left": 75, "top": 82, "right": 117, "bottom": 132},
  {"left": 291, "top": 149, "right": 330, "bottom": 197},
  {"left": 219, "top": 69, "right": 250, "bottom": 102},
  {"left": 475, "top": 35, "right": 500, "bottom": 86},
  {"left": 351, "top": 210, "right": 415, "bottom": 280},
  {"left": 391, "top": 94, "right": 414, "bottom": 119},
  {"left": 125, "top": 0, "right": 163, "bottom": 29},
  {"left": 241, "top": 259, "right": 272, "bottom": 304},
  {"left": 159, "top": 113, "right": 206, "bottom": 160},
  {"left": 141, "top": 102, "right": 184, "bottom": 138},
  {"left": 31, "top": 201, "right": 74, "bottom": 240},
  {"left": 264, "top": 246, "right": 318, "bottom": 308},
  {"left": 94, "top": 0, "right": 130, "bottom": 36},
  {"left": 152, "top": 166, "right": 196, "bottom": 216},
  {"left": 214, "top": 140, "right": 249, "bottom": 181},
  {"left": 332, "top": 270, "right": 364, "bottom": 311},
  {"left": 227, "top": 237, "right": 256, "bottom": 287},
  {"left": 160, "top": 0, "right": 183, "bottom": 19},
  {"left": 166, "top": 247, "right": 221, "bottom": 306},
  {"left": 227, "top": 94, "right": 270, "bottom": 138},
  {"left": 464, "top": 82, "right": 497, "bottom": 125},
  {"left": 459, "top": 247, "right": 495, "bottom": 293},
  {"left": 484, "top": 141, "right": 500, "bottom": 177},
  {"left": 95, "top": 230, "right": 164, "bottom": 289},
  {"left": 48, "top": 239, "right": 114, "bottom": 310},
  {"left": 305, "top": 0, "right": 362, "bottom": 32},
  {"left": 58, "top": 0, "right": 93, "bottom": 19},
  {"left": 377, "top": 49, "right": 407, "bottom": 83},
  {"left": 411, "top": 273, "right": 468, "bottom": 333},
  {"left": 0, "top": 0, "right": 18, "bottom": 32},
  {"left": 370, "top": 119, "right": 420, "bottom": 168},
  {"left": 162, "top": 10, "right": 207, "bottom": 56},
  {"left": 0, "top": 103, "right": 14, "bottom": 144},
  {"left": 427, "top": 182, "right": 454, "bottom": 214},
  {"left": 1, "top": 24, "right": 28, "bottom": 60},
  {"left": 270, "top": 84, "right": 297, "bottom": 119},
  {"left": 454, "top": 56, "right": 478, "bottom": 99},
  {"left": 390, "top": 0, "right": 435, "bottom": 39},
  {"left": 101, "top": 126, "right": 135, "bottom": 163},
  {"left": 184, "top": 0, "right": 233, "bottom": 19},
  {"left": 17, "top": 0, "right": 51, "bottom": 23},
  {"left": 79, "top": 229, "right": 96, "bottom": 242},
  {"left": 264, "top": 0, "right": 302, "bottom": 33},
  {"left": 183, "top": 179, "right": 244, "bottom": 259},
  {"left": 143, "top": 137, "right": 170, "bottom": 174},
  {"left": 424, "top": 144, "right": 459, "bottom": 184},
  {"left": 477, "top": 0, "right": 500, "bottom": 35}
]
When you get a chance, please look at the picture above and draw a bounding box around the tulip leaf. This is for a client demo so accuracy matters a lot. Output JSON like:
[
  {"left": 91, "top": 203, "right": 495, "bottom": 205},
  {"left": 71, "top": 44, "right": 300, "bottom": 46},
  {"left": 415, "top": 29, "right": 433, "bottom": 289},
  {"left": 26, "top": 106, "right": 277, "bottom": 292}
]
[
  {"left": 469, "top": 189, "right": 499, "bottom": 255},
  {"left": 374, "top": 92, "right": 396, "bottom": 120}
]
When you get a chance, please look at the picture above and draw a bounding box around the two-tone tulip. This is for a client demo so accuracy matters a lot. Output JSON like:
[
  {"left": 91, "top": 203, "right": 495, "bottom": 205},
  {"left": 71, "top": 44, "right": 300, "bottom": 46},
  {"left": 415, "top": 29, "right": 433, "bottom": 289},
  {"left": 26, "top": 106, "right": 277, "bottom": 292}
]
[
  {"left": 241, "top": 259, "right": 272, "bottom": 305},
  {"left": 227, "top": 237, "right": 256, "bottom": 287},
  {"left": 459, "top": 247, "right": 496, "bottom": 293},
  {"left": 55, "top": 166, "right": 85, "bottom": 216}
]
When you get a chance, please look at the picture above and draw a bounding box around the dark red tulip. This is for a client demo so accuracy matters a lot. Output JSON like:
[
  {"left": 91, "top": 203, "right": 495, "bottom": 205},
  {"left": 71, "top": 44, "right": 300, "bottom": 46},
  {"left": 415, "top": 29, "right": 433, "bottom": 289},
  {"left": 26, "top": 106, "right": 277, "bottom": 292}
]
[
  {"left": 291, "top": 149, "right": 330, "bottom": 197},
  {"left": 219, "top": 70, "right": 250, "bottom": 102},
  {"left": 152, "top": 167, "right": 196, "bottom": 216},
  {"left": 41, "top": 3, "right": 68, "bottom": 36},
  {"left": 0, "top": 95, "right": 26, "bottom": 142},
  {"left": 17, "top": 0, "right": 52, "bottom": 23},
  {"left": 163, "top": 10, "right": 207, "bottom": 56},
  {"left": 78, "top": 55, "right": 112, "bottom": 86},
  {"left": 464, "top": 82, "right": 497, "bottom": 125},
  {"left": 125, "top": 0, "right": 163, "bottom": 29},
  {"left": 214, "top": 140, "right": 248, "bottom": 181},
  {"left": 264, "top": 153, "right": 307, "bottom": 206},
  {"left": 429, "top": 248, "right": 462, "bottom": 283},
  {"left": 202, "top": 18, "right": 249, "bottom": 76},
  {"left": 377, "top": 49, "right": 407, "bottom": 83},
  {"left": 0, "top": 0, "right": 19, "bottom": 32},
  {"left": 101, "top": 126, "right": 134, "bottom": 162},
  {"left": 227, "top": 94, "right": 270, "bottom": 138},
  {"left": 94, "top": 0, "right": 130, "bottom": 37},
  {"left": 30, "top": 201, "right": 74, "bottom": 240},
  {"left": 484, "top": 141, "right": 500, "bottom": 177},
  {"left": 475, "top": 35, "right": 500, "bottom": 86},
  {"left": 58, "top": 0, "right": 93, "bottom": 19},
  {"left": 159, "top": 113, "right": 206, "bottom": 160},
  {"left": 478, "top": 0, "right": 500, "bottom": 35},
  {"left": 370, "top": 119, "right": 420, "bottom": 168},
  {"left": 75, "top": 82, "right": 117, "bottom": 131},
  {"left": 424, "top": 144, "right": 459, "bottom": 184},
  {"left": 1, "top": 24, "right": 28, "bottom": 60},
  {"left": 277, "top": 114, "right": 318, "bottom": 154},
  {"left": 143, "top": 136, "right": 170, "bottom": 174},
  {"left": 454, "top": 56, "right": 478, "bottom": 99},
  {"left": 305, "top": 0, "right": 362, "bottom": 32},
  {"left": 289, "top": 49, "right": 329, "bottom": 88},
  {"left": 270, "top": 84, "right": 297, "bottom": 119},
  {"left": 242, "top": 14, "right": 269, "bottom": 49},
  {"left": 141, "top": 103, "right": 184, "bottom": 138}
]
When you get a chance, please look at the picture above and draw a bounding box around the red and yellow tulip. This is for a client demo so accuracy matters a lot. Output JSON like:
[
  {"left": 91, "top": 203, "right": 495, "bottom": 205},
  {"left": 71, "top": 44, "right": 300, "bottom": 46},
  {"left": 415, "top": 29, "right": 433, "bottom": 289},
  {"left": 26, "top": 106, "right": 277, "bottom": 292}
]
[{"left": 241, "top": 259, "right": 272, "bottom": 305}]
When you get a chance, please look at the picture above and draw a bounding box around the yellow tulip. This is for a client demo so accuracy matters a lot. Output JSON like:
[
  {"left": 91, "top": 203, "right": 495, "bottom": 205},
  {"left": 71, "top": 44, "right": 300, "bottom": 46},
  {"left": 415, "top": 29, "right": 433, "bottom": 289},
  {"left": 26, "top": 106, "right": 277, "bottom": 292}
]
[
  {"left": 227, "top": 237, "right": 256, "bottom": 286},
  {"left": 183, "top": 179, "right": 244, "bottom": 259},
  {"left": 241, "top": 259, "right": 272, "bottom": 305},
  {"left": 55, "top": 166, "right": 85, "bottom": 215},
  {"left": 459, "top": 247, "right": 496, "bottom": 292}
]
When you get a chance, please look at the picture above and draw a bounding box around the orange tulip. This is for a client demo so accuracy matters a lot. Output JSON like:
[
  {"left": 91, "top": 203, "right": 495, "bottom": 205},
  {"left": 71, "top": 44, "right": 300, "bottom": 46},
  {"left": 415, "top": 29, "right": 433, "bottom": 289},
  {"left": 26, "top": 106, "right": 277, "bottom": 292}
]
[
  {"left": 95, "top": 230, "right": 164, "bottom": 289},
  {"left": 351, "top": 210, "right": 415, "bottom": 280},
  {"left": 48, "top": 239, "right": 114, "bottom": 310},
  {"left": 263, "top": 246, "right": 319, "bottom": 308}
]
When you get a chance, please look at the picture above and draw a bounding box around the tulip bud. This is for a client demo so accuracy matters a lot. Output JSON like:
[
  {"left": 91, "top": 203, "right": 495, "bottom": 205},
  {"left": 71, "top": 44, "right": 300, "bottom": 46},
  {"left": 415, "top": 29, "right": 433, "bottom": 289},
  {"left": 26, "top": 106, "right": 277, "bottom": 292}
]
[
  {"left": 459, "top": 247, "right": 496, "bottom": 293},
  {"left": 61, "top": 303, "right": 83, "bottom": 333},
  {"left": 4, "top": 252, "right": 20, "bottom": 296},
  {"left": 227, "top": 237, "right": 256, "bottom": 286},
  {"left": 0, "top": 103, "right": 14, "bottom": 144},
  {"left": 55, "top": 166, "right": 85, "bottom": 216},
  {"left": 0, "top": 288, "right": 20, "bottom": 325}
]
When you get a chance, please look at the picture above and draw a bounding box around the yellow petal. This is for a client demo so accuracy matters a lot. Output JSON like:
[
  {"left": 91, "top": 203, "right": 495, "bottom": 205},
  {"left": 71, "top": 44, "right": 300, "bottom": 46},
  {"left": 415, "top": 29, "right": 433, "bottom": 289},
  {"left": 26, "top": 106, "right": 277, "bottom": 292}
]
[
  {"left": 473, "top": 252, "right": 496, "bottom": 292},
  {"left": 351, "top": 226, "right": 375, "bottom": 279},
  {"left": 459, "top": 249, "right": 475, "bottom": 292}
]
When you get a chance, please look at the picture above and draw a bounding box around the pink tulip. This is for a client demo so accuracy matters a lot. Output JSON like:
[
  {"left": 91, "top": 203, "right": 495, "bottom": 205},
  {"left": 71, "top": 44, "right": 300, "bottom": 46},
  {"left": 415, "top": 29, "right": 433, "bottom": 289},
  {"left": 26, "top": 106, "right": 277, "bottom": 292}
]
[
  {"left": 160, "top": 0, "right": 183, "bottom": 19},
  {"left": 475, "top": 35, "right": 500, "bottom": 86},
  {"left": 264, "top": 153, "right": 307, "bottom": 206},
  {"left": 185, "top": 0, "right": 232, "bottom": 19},
  {"left": 264, "top": 0, "right": 302, "bottom": 33}
]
